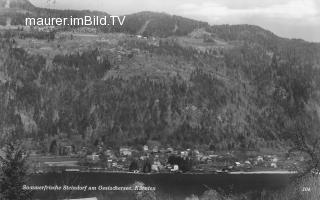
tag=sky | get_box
[30,0,320,42]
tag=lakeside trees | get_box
[0,143,33,200]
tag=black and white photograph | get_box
[0,0,320,199]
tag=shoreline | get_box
[229,170,297,174]
[32,170,297,175]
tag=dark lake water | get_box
[28,172,294,200]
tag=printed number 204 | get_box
[302,187,311,192]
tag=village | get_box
[24,142,302,175]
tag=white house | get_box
[152,146,159,153]
[86,153,100,162]
[143,145,149,151]
[119,147,132,156]
[151,164,159,172]
[272,157,279,163]
[181,151,188,157]
[171,165,179,172]
[257,156,264,162]
[245,160,251,165]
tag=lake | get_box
[28,172,294,200]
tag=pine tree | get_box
[0,143,33,200]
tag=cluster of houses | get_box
[78,144,283,173]
[232,155,280,171]
[83,145,187,173]
[22,139,289,174]
[109,36,159,64]
[16,135,294,174]
[0,138,289,174]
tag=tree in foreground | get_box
[0,142,33,200]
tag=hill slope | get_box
[0,0,319,154]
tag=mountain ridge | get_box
[1,0,319,45]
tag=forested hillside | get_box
[0,0,320,155]
[1,29,319,154]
